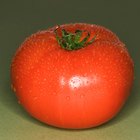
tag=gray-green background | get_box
[0,0,140,139]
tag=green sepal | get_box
[55,26,96,51]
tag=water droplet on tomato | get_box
[80,94,85,98]
[114,82,118,85]
[11,84,16,92]
[66,96,70,100]
[20,85,23,89]
[52,92,57,95]
[15,76,19,80]
[44,78,47,81]
[18,100,21,104]
[29,90,32,93]
[120,50,124,53]
[33,96,38,100]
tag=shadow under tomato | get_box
[1,77,139,131]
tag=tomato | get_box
[11,23,134,129]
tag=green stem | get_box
[55,26,96,51]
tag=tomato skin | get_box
[11,23,134,129]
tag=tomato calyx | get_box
[55,25,97,51]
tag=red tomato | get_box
[11,23,134,129]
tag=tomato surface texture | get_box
[11,23,134,129]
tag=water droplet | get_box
[18,100,21,104]
[11,84,16,92]
[44,78,47,81]
[11,84,13,89]
[19,85,23,89]
[33,96,38,100]
[66,96,70,100]
[114,82,118,86]
[80,94,85,98]
[15,76,19,79]
[29,90,32,93]
[52,92,57,95]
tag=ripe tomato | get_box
[11,23,134,129]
